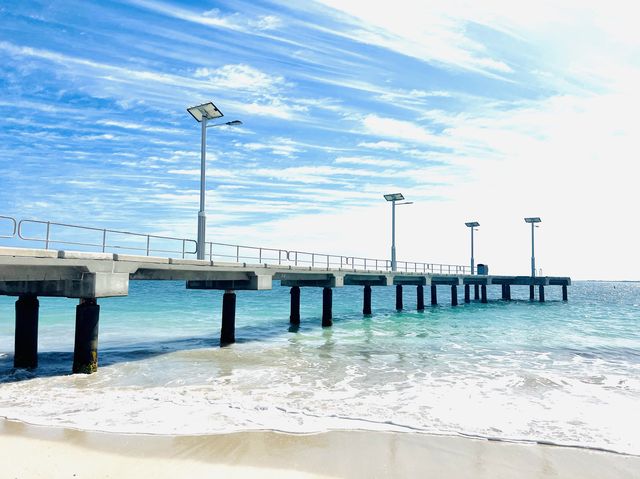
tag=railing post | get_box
[340,256,343,268]
[352,257,355,270]
[259,248,262,263]
[236,246,240,263]
[209,242,213,261]
[364,258,367,270]
[102,229,107,253]
[279,250,282,265]
[295,251,298,266]
[45,221,51,250]
[182,240,186,259]
[312,253,315,267]
[326,255,330,269]
[146,235,150,256]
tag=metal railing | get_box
[203,241,471,274]
[15,219,197,258]
[0,215,470,274]
[0,216,17,239]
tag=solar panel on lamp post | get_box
[186,101,242,260]
[524,217,542,277]
[464,221,480,274]
[384,193,412,271]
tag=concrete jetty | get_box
[0,246,571,374]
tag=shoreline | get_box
[2,418,639,478]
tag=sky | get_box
[0,0,638,280]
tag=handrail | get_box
[1,215,471,274]
[0,215,17,239]
[17,219,197,257]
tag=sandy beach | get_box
[1,418,638,479]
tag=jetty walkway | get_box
[0,216,570,374]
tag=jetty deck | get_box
[0,246,570,374]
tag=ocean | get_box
[0,280,638,455]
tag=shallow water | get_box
[0,281,639,454]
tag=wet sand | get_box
[1,418,639,478]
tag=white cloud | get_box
[194,64,287,93]
[358,141,404,150]
[334,156,410,168]
[361,114,436,144]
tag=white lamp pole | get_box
[187,102,242,259]
[524,217,542,277]
[465,222,480,274]
[384,193,412,271]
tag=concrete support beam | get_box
[481,285,488,304]
[14,294,39,369]
[417,285,424,311]
[539,285,545,303]
[464,284,470,304]
[221,290,236,345]
[73,299,100,374]
[562,285,568,301]
[430,285,437,306]
[474,284,480,301]
[395,285,403,311]
[363,285,372,315]
[530,285,535,301]
[290,286,301,325]
[322,287,332,327]
[451,285,458,306]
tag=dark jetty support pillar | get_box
[451,285,458,306]
[363,285,372,315]
[430,285,437,306]
[395,285,403,311]
[562,285,568,302]
[322,287,333,327]
[417,285,425,311]
[474,284,480,301]
[464,284,470,304]
[501,284,507,300]
[505,284,511,301]
[529,285,535,301]
[221,290,236,345]
[290,286,301,325]
[481,285,488,304]
[14,294,39,369]
[539,285,545,303]
[73,298,100,374]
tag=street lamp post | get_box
[384,193,413,271]
[465,221,480,274]
[524,217,542,277]
[187,101,242,259]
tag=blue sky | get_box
[1,1,638,279]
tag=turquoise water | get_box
[0,281,639,454]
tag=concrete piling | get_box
[73,298,100,374]
[322,287,333,327]
[481,285,488,304]
[221,290,236,345]
[562,284,568,301]
[464,284,470,303]
[14,294,39,369]
[529,284,535,301]
[290,286,301,325]
[363,285,372,315]
[451,285,458,306]
[417,285,424,311]
[430,285,437,306]
[395,285,403,311]
[539,285,545,303]
[474,284,480,301]
[501,284,507,300]
[505,285,511,301]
